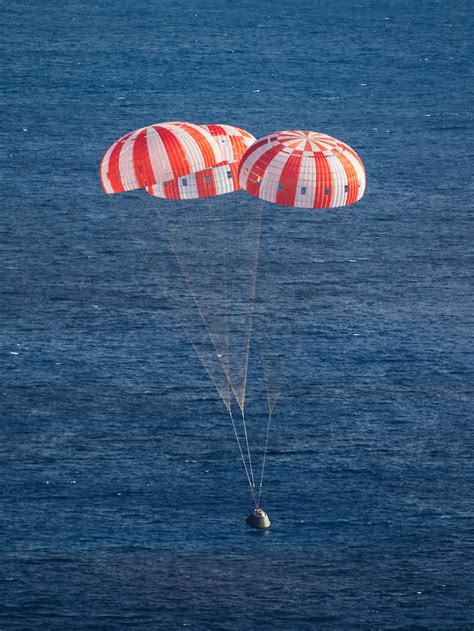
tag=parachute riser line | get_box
[240,407,256,491]
[238,205,263,410]
[118,200,231,409]
[228,408,258,509]
[159,199,259,414]
[161,213,234,393]
[257,410,273,508]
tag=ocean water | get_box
[1,0,473,629]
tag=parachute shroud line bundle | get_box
[100,122,366,527]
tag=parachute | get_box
[238,130,366,209]
[146,124,256,200]
[100,123,366,526]
[100,121,255,198]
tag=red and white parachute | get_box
[238,130,366,209]
[100,121,256,200]
[148,123,256,200]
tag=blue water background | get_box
[1,0,473,628]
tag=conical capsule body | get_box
[245,508,271,529]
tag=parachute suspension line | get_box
[221,198,262,504]
[240,407,256,491]
[211,201,232,397]
[257,410,273,508]
[238,204,263,411]
[234,203,263,503]
[159,201,241,406]
[160,207,237,402]
[220,197,240,406]
[228,407,258,508]
[221,208,231,392]
[117,198,231,409]
[261,333,283,418]
[257,331,282,506]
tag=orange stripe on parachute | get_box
[337,152,358,205]
[313,154,331,208]
[106,132,133,193]
[196,167,217,198]
[132,129,156,189]
[275,151,303,207]
[179,123,218,170]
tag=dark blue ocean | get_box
[2,1,473,628]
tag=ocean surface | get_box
[1,0,473,629]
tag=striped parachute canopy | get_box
[147,124,256,200]
[100,121,224,194]
[238,130,366,209]
[100,121,256,200]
